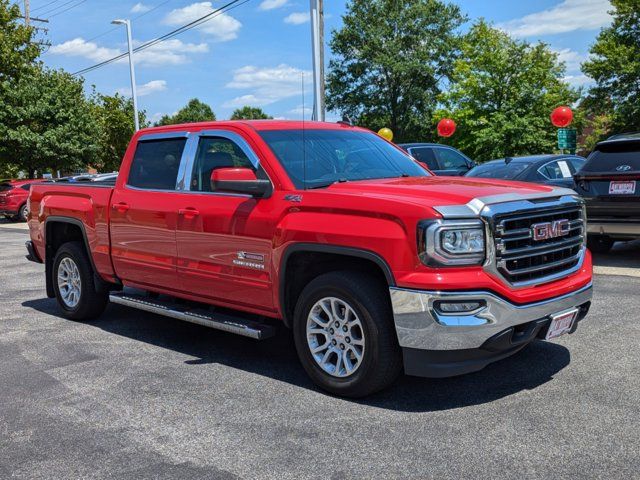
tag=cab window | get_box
[127,138,187,190]
[190,137,255,192]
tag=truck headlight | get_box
[418,220,486,266]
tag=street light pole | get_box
[112,19,139,132]
[309,0,325,122]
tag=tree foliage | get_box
[90,93,148,172]
[0,68,99,178]
[437,21,578,161]
[582,0,640,133]
[326,0,466,142]
[156,98,216,126]
[0,0,40,82]
[230,105,272,120]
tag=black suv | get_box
[398,143,475,176]
[574,133,640,253]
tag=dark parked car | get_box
[398,143,475,175]
[574,133,640,253]
[466,155,586,189]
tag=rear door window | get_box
[127,138,187,190]
[409,147,438,170]
[538,160,574,180]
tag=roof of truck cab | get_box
[136,120,364,135]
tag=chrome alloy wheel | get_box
[306,297,365,378]
[57,257,81,308]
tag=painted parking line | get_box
[594,265,640,278]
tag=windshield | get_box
[258,129,430,189]
[466,162,530,180]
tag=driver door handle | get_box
[112,202,130,213]
[178,208,200,218]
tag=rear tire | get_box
[292,271,402,398]
[587,235,614,254]
[52,241,108,320]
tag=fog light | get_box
[435,301,484,314]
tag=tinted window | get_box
[538,160,573,180]
[259,129,429,189]
[409,147,438,170]
[466,162,531,180]
[20,184,32,191]
[568,157,585,173]
[583,142,640,173]
[127,138,187,190]
[434,148,469,169]
[0,183,12,192]
[191,137,255,192]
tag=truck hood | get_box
[322,176,566,207]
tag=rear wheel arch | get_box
[279,243,396,328]
[44,217,105,298]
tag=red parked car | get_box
[0,179,46,222]
[26,121,593,397]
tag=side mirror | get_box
[210,168,272,198]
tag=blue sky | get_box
[35,0,612,124]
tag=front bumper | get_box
[587,220,640,239]
[390,283,592,377]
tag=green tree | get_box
[90,92,148,172]
[156,98,216,126]
[326,0,466,142]
[0,67,99,178]
[230,105,272,120]
[582,0,640,133]
[437,21,578,161]
[0,0,40,82]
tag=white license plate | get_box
[609,180,636,194]
[546,309,579,340]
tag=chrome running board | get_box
[109,292,275,340]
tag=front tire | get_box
[17,203,28,222]
[293,271,402,398]
[52,241,108,320]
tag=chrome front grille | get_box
[492,203,585,285]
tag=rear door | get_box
[174,130,277,311]
[109,133,189,291]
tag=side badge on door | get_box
[233,251,266,270]
[284,194,303,203]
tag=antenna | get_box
[302,72,307,190]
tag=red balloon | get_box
[550,106,573,128]
[437,118,456,137]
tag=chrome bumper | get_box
[389,283,593,350]
[587,222,640,237]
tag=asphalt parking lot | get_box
[1,220,639,479]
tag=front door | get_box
[175,131,276,312]
[110,134,188,291]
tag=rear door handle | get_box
[112,202,129,213]
[178,208,200,218]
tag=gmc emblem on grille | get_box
[531,219,570,241]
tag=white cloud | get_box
[224,64,311,107]
[498,0,612,38]
[131,2,150,13]
[259,0,288,10]
[554,48,587,72]
[284,12,309,25]
[49,38,120,62]
[134,38,209,67]
[563,74,593,87]
[117,79,167,97]
[163,2,241,42]
[287,105,312,115]
[49,37,208,67]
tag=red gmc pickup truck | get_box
[26,120,593,397]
